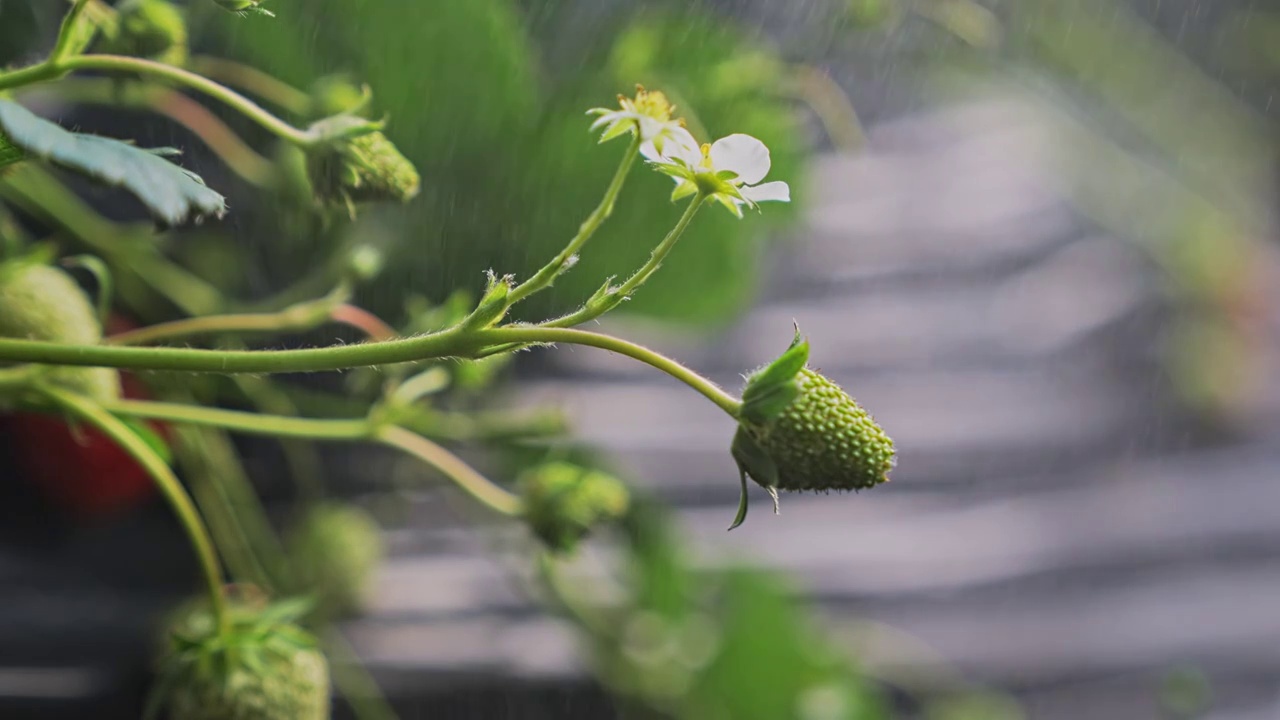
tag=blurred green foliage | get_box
[199,0,804,326]
[551,499,890,720]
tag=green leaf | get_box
[0,100,226,225]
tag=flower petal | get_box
[709,133,770,185]
[739,180,790,204]
[643,126,700,164]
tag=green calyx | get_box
[0,260,119,401]
[286,503,384,620]
[150,596,329,720]
[304,118,420,211]
[99,0,189,66]
[728,327,895,530]
[520,461,631,554]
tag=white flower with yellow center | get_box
[642,127,790,217]
[587,86,691,155]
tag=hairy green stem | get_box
[0,54,314,147]
[545,195,705,328]
[477,325,741,418]
[508,136,642,305]
[0,326,472,373]
[39,386,229,636]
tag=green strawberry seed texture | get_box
[0,263,120,401]
[748,368,895,492]
[166,643,329,720]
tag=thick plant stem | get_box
[0,326,472,373]
[0,54,314,147]
[39,386,229,637]
[476,325,742,418]
[508,136,643,305]
[545,195,705,328]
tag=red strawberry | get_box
[2,313,166,520]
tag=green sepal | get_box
[728,426,779,530]
[741,327,810,424]
[586,277,615,305]
[256,596,317,626]
[461,272,512,330]
[670,180,698,203]
[305,114,383,144]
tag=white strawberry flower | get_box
[642,127,790,217]
[587,86,689,155]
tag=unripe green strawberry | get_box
[99,0,188,66]
[152,596,329,720]
[520,462,630,554]
[728,328,894,529]
[746,367,895,492]
[286,503,384,619]
[0,262,119,401]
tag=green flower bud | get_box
[305,122,420,210]
[153,597,328,720]
[0,261,119,401]
[210,0,275,17]
[520,462,631,554]
[286,503,384,619]
[99,0,188,66]
[728,329,894,529]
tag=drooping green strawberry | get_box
[729,327,895,529]
[520,461,630,554]
[151,596,330,720]
[286,503,384,619]
[0,260,119,401]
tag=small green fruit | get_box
[99,0,188,66]
[728,329,894,529]
[520,462,630,554]
[0,262,119,401]
[153,597,329,720]
[747,368,895,493]
[287,503,384,619]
